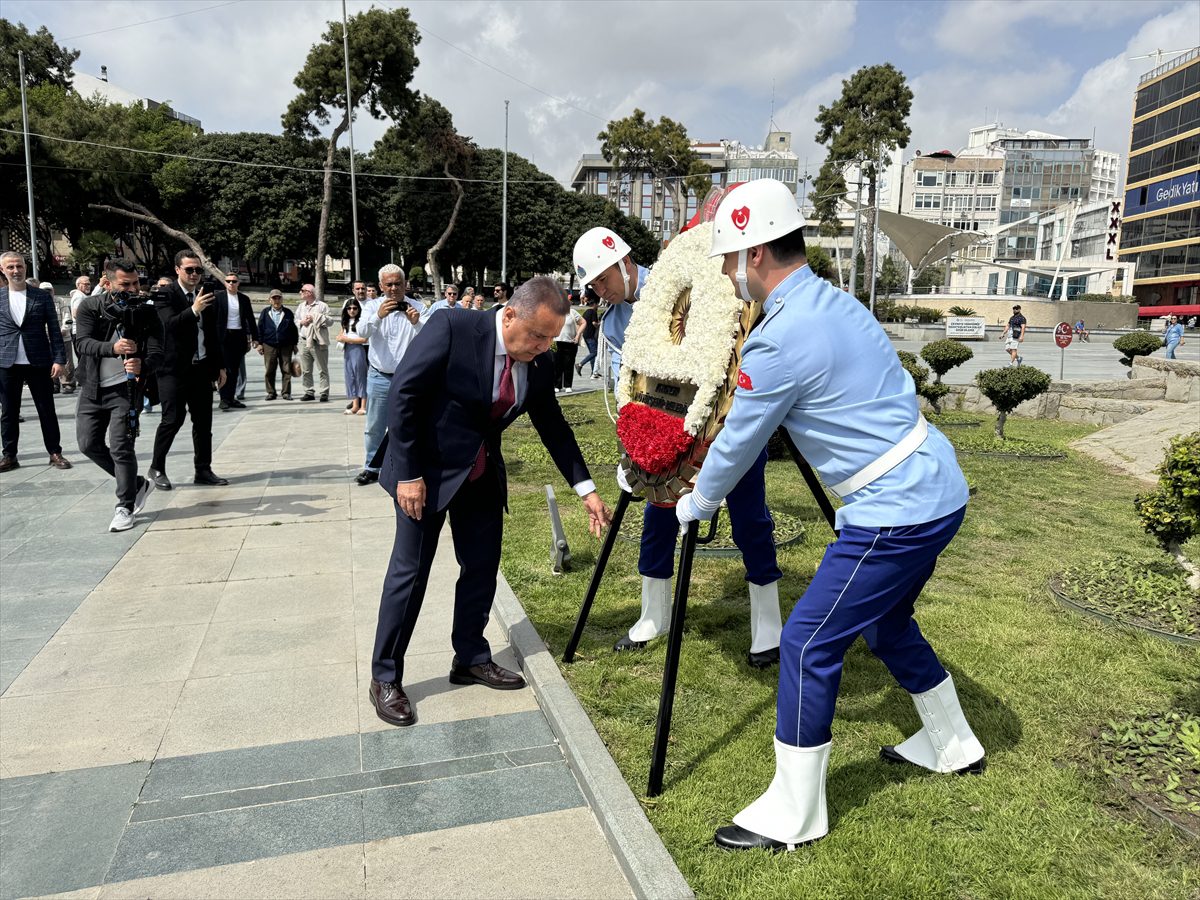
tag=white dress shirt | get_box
[225,293,242,330]
[7,288,29,364]
[358,298,422,374]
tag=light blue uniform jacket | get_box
[600,265,648,387]
[691,265,969,530]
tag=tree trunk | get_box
[89,189,221,279]
[425,162,465,298]
[668,182,686,237]
[1168,541,1200,592]
[995,410,1007,440]
[315,113,350,303]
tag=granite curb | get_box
[491,574,694,900]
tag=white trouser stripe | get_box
[794,532,881,745]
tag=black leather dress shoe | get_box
[148,468,172,490]
[355,470,379,486]
[229,399,247,409]
[194,469,229,486]
[370,679,416,727]
[448,658,526,690]
[219,400,230,411]
[879,745,986,775]
[0,455,19,473]
[714,824,791,852]
[613,634,648,652]
[747,647,780,669]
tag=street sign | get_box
[1055,322,1073,348]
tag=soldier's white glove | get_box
[676,488,719,525]
[616,463,632,494]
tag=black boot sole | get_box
[714,824,814,852]
[880,745,986,775]
[613,635,649,652]
[747,647,780,669]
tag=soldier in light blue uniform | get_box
[676,179,985,852]
[572,227,784,666]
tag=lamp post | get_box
[501,100,509,286]
[19,52,38,280]
[341,0,361,281]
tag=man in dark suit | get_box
[148,251,228,489]
[370,276,612,727]
[216,272,260,410]
[0,251,72,472]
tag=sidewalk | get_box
[0,359,668,899]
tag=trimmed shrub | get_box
[921,339,974,383]
[1074,293,1136,303]
[1135,433,1200,590]
[1113,331,1162,369]
[898,350,950,412]
[975,366,1051,439]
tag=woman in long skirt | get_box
[338,300,368,414]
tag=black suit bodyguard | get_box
[148,251,228,488]
[370,277,612,727]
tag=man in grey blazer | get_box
[0,251,72,472]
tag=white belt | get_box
[829,417,929,499]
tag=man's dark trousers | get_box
[0,363,62,458]
[219,331,248,404]
[151,365,214,473]
[371,470,503,684]
[77,383,138,508]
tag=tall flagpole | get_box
[19,52,39,280]
[501,100,509,285]
[342,0,361,281]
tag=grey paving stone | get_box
[361,760,583,841]
[360,709,555,772]
[0,591,87,641]
[503,744,566,767]
[0,762,149,900]
[106,792,364,883]
[140,733,360,802]
[0,636,46,695]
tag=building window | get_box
[917,171,942,187]
[914,193,941,209]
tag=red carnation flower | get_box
[617,404,695,475]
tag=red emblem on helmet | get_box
[737,369,753,391]
[731,206,750,230]
[602,235,616,250]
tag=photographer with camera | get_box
[73,259,164,532]
[353,264,421,486]
[148,252,228,489]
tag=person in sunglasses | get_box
[147,251,229,488]
[216,273,259,410]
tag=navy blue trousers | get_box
[371,472,502,684]
[639,448,781,585]
[777,506,966,747]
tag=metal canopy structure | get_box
[845,201,991,274]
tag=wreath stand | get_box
[562,429,837,797]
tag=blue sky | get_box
[7,0,1198,186]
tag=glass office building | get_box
[1118,48,1200,306]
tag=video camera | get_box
[101,290,155,440]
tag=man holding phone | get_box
[354,263,422,486]
[148,251,228,489]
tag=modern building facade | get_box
[570,131,799,242]
[1117,47,1200,307]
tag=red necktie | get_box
[469,354,515,481]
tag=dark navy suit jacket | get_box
[0,284,66,368]
[153,282,223,381]
[380,308,590,512]
[216,291,260,344]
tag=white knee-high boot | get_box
[888,673,985,773]
[730,739,830,849]
[748,581,783,654]
[626,576,672,642]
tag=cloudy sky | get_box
[7,0,1198,188]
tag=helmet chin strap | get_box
[734,248,753,302]
[619,258,633,301]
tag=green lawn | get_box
[499,393,1199,899]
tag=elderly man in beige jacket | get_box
[295,283,332,401]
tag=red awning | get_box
[1138,304,1200,317]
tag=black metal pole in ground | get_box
[562,488,632,664]
[779,429,838,532]
[647,519,700,797]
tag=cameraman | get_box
[353,264,421,486]
[74,259,164,532]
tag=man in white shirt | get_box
[354,264,422,486]
[295,284,331,401]
[0,251,72,471]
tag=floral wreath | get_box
[615,222,761,505]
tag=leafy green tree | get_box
[598,109,699,236]
[811,159,847,288]
[1135,432,1200,591]
[68,230,113,274]
[920,339,973,383]
[284,6,420,299]
[975,366,1050,439]
[913,264,947,292]
[805,244,834,281]
[815,64,913,285]
[878,254,905,296]
[0,20,79,88]
[898,350,949,412]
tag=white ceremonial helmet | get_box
[709,179,806,302]
[573,226,633,297]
